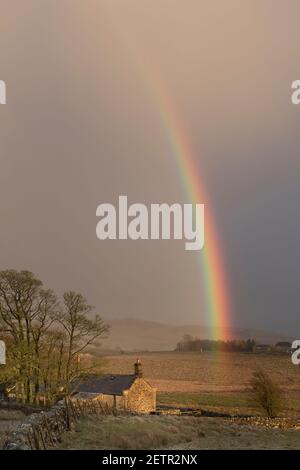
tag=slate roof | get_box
[73,374,136,396]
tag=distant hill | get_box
[99,318,293,352]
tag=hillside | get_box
[98,318,293,352]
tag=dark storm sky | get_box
[0,0,299,334]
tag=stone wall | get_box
[4,399,115,450]
[3,384,156,450]
[0,400,45,415]
[124,378,156,413]
[4,404,68,450]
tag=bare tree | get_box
[56,291,109,426]
[38,329,67,405]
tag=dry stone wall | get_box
[4,404,68,450]
[125,378,156,413]
[4,399,115,450]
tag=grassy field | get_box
[57,414,300,450]
[102,351,300,415]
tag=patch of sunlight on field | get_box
[102,352,300,391]
[101,351,300,416]
[157,392,300,416]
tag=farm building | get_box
[254,344,271,353]
[275,342,292,354]
[72,360,156,414]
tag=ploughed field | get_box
[101,351,300,415]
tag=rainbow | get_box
[152,80,232,340]
[100,7,232,339]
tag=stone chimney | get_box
[134,358,142,378]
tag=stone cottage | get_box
[72,360,156,413]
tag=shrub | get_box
[250,369,282,418]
